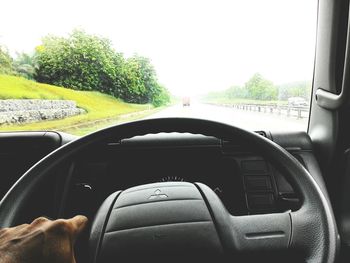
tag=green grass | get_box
[202,97,288,106]
[59,107,164,136]
[0,75,151,134]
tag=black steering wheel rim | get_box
[0,118,339,262]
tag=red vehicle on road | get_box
[182,97,191,106]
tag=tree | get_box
[244,73,277,100]
[151,83,171,107]
[13,52,36,79]
[278,81,312,100]
[118,56,147,103]
[0,46,14,75]
[119,55,170,105]
[34,30,124,94]
[34,29,170,107]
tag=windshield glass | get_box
[0,0,317,135]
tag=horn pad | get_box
[90,182,223,262]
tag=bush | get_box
[151,84,171,107]
[34,30,170,107]
[35,30,122,94]
[119,55,170,105]
[244,73,278,100]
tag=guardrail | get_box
[207,103,310,119]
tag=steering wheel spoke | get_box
[231,212,291,253]
[196,182,291,256]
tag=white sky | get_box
[0,0,317,96]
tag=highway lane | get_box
[146,102,308,131]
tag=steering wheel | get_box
[0,118,339,262]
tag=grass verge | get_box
[57,107,165,136]
[0,75,153,134]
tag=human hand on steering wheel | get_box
[0,215,88,263]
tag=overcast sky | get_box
[0,0,317,96]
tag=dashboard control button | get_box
[244,175,272,191]
[247,193,275,210]
[241,160,268,173]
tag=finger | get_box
[0,227,10,238]
[31,216,51,226]
[0,223,31,238]
[25,217,51,234]
[9,223,30,235]
[67,215,88,240]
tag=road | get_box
[146,103,308,131]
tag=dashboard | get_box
[60,131,323,220]
[0,130,327,222]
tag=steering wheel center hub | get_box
[90,182,223,262]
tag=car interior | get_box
[2,0,350,262]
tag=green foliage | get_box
[0,74,150,133]
[244,73,278,100]
[277,81,312,100]
[13,52,36,79]
[119,55,170,106]
[34,30,170,107]
[204,73,277,101]
[203,73,311,103]
[151,84,171,107]
[118,56,149,103]
[0,46,14,75]
[1,30,170,107]
[226,85,248,99]
[202,96,286,106]
[0,47,36,79]
[35,30,122,93]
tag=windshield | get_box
[0,0,317,135]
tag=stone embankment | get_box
[0,99,85,125]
